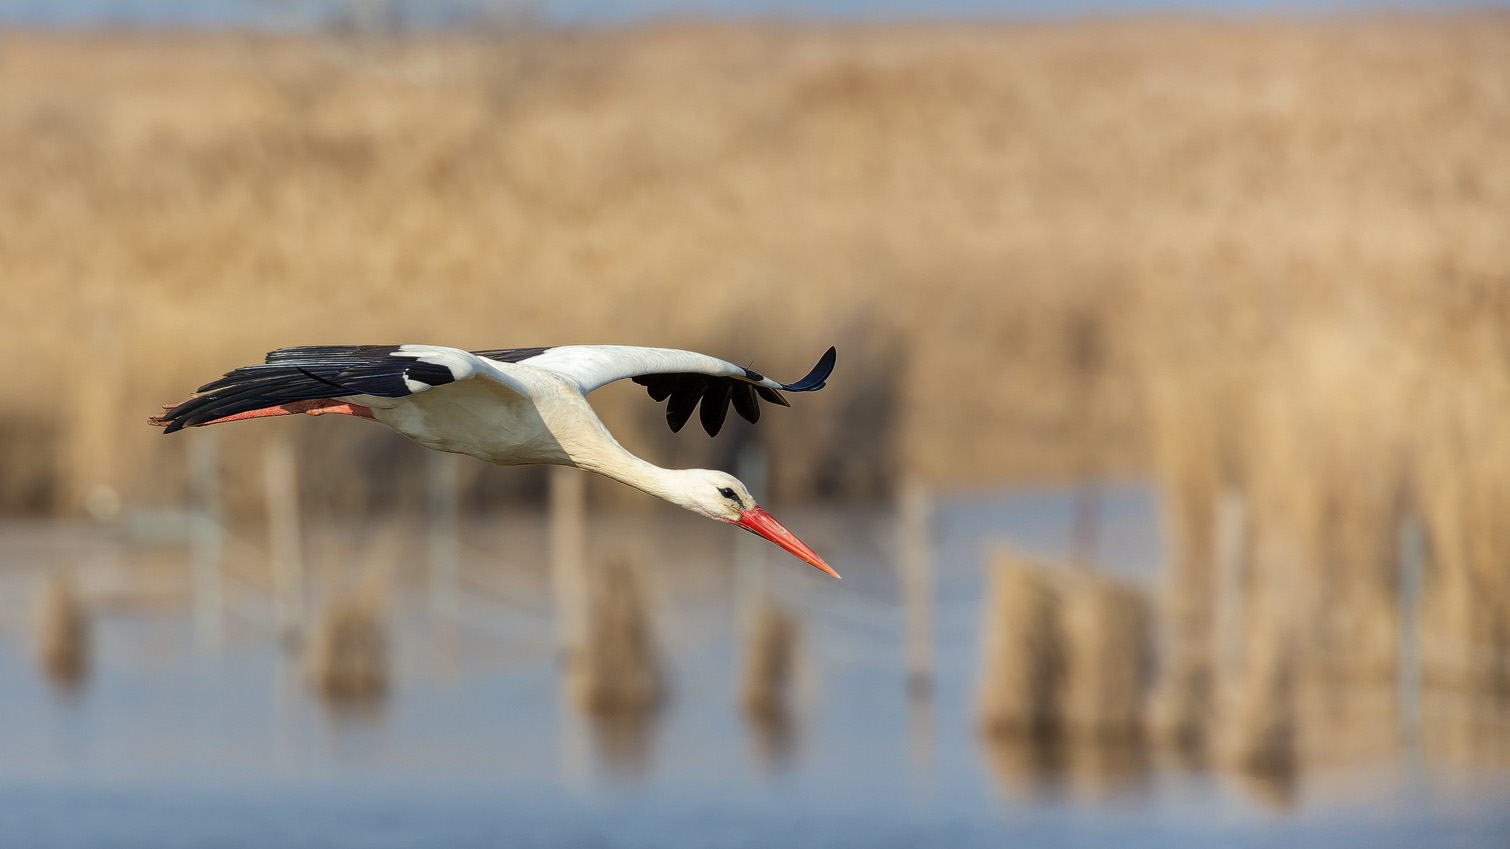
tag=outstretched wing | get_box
[518,345,836,437]
[154,344,527,433]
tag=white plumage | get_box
[153,343,839,577]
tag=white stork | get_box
[151,344,839,577]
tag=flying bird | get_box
[151,344,839,577]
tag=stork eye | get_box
[718,487,737,500]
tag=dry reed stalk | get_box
[740,601,801,723]
[1415,359,1510,696]
[568,557,663,715]
[1216,519,1300,780]
[1059,573,1153,741]
[1214,634,1298,779]
[1217,621,1296,780]
[1269,321,1412,683]
[308,587,388,702]
[1144,366,1226,749]
[35,571,89,688]
[977,551,1064,738]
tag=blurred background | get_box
[2,0,1510,846]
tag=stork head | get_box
[676,470,840,579]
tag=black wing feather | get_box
[632,347,835,437]
[157,345,466,434]
[665,377,703,434]
[699,381,734,437]
[636,374,677,403]
[731,383,760,424]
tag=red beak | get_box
[733,506,841,578]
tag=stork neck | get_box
[567,431,691,509]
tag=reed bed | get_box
[3,15,1509,760]
[5,15,1505,518]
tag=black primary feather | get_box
[731,383,760,424]
[158,345,479,434]
[699,381,734,437]
[664,377,703,433]
[632,347,835,437]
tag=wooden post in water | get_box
[36,571,90,690]
[264,437,305,644]
[1214,489,1247,674]
[1398,515,1425,747]
[427,451,462,623]
[550,465,588,659]
[899,478,934,697]
[191,431,223,651]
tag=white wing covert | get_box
[520,345,837,437]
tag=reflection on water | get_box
[984,735,1155,805]
[588,709,660,778]
[0,486,1508,847]
[747,702,801,773]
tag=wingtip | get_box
[781,345,837,393]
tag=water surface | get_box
[1,485,1506,847]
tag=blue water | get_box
[1,488,1508,847]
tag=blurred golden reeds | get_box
[3,15,1501,519]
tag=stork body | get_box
[152,344,839,576]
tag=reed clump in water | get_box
[308,588,388,703]
[979,552,1153,741]
[978,553,1064,738]
[1217,615,1297,780]
[741,601,802,724]
[35,571,89,689]
[569,557,664,715]
[1060,573,1153,741]
[1414,347,1510,697]
[1140,298,1510,756]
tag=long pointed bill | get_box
[734,506,841,579]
